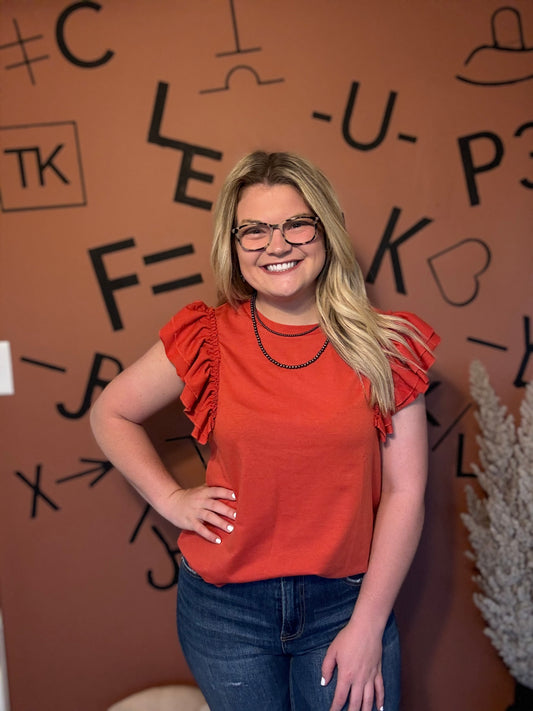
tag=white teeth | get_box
[265,261,297,272]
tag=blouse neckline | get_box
[243,299,321,337]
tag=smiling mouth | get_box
[264,261,299,272]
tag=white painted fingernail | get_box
[379,706,384,711]
[320,676,326,686]
[215,538,221,544]
[233,511,237,519]
[227,524,234,532]
[231,492,236,500]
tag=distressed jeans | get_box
[177,557,400,711]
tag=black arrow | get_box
[56,458,114,487]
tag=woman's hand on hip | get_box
[321,621,384,711]
[169,485,236,544]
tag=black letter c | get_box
[56,1,114,68]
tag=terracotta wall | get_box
[0,1,531,709]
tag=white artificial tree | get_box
[462,360,533,689]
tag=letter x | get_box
[15,465,60,518]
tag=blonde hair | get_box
[211,151,427,414]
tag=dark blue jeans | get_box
[177,557,400,711]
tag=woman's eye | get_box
[287,218,312,230]
[241,224,268,237]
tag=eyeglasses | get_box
[232,215,320,252]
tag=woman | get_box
[90,151,439,711]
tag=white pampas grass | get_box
[462,360,533,689]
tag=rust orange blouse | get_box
[160,300,439,585]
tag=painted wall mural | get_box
[0,1,531,710]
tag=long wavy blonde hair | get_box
[211,151,427,414]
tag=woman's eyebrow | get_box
[237,213,314,225]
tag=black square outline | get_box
[0,120,87,212]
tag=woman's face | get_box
[234,183,326,318]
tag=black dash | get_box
[312,112,332,122]
[143,245,194,265]
[467,337,508,351]
[397,133,417,143]
[20,357,66,372]
[431,403,472,452]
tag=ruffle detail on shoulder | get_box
[374,311,440,441]
[159,301,219,444]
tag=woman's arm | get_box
[89,340,236,543]
[322,394,429,711]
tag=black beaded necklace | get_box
[250,294,329,370]
[254,307,320,337]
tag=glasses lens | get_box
[235,217,317,250]
[237,223,271,250]
[283,217,316,244]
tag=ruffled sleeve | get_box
[374,311,440,441]
[159,301,219,444]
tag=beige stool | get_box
[107,684,210,711]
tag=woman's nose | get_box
[265,226,290,254]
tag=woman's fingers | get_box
[174,485,237,543]
[373,668,384,711]
[208,486,236,502]
[200,508,235,533]
[194,521,224,545]
[359,680,376,711]
[206,487,237,521]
